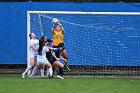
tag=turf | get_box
[0,75,140,93]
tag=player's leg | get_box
[44,52,52,75]
[30,57,37,77]
[44,65,48,76]
[52,61,64,79]
[22,57,35,78]
[40,65,45,78]
[62,49,70,71]
[30,66,37,78]
[45,62,53,79]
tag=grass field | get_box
[0,74,140,93]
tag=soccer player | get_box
[22,32,39,78]
[50,43,66,79]
[44,38,53,76]
[52,18,70,71]
[45,38,53,61]
[32,36,53,78]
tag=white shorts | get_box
[37,55,49,65]
[30,52,37,58]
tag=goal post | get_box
[27,12,30,76]
[27,11,140,77]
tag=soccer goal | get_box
[27,11,140,77]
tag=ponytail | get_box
[38,36,46,54]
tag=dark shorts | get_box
[50,60,55,65]
[46,51,52,61]
[53,46,59,48]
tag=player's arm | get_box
[52,28,55,46]
[61,28,64,38]
[52,28,55,36]
[52,49,60,61]
[30,41,38,51]
[60,56,67,62]
[52,19,58,30]
[46,46,56,50]
[44,46,49,53]
[31,45,37,51]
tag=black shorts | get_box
[50,61,54,65]
[53,46,59,48]
[46,52,52,61]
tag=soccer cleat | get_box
[29,75,34,78]
[49,76,53,79]
[41,76,45,78]
[22,73,25,79]
[57,75,64,79]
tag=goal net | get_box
[27,11,140,77]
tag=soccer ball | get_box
[52,18,59,23]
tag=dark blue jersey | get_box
[50,47,64,63]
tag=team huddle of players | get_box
[22,18,70,79]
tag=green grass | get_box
[0,74,140,93]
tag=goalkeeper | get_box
[52,18,70,71]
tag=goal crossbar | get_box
[27,11,140,15]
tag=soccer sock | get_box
[30,66,37,77]
[64,58,68,66]
[46,67,50,77]
[64,59,70,71]
[52,67,55,76]
[55,67,59,75]
[59,67,64,77]
[64,64,70,71]
[23,65,32,75]
[49,67,53,76]
[40,69,44,78]
[44,66,47,75]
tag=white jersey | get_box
[37,46,49,65]
[29,39,39,57]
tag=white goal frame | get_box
[27,11,140,76]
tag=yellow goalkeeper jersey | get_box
[52,27,64,46]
